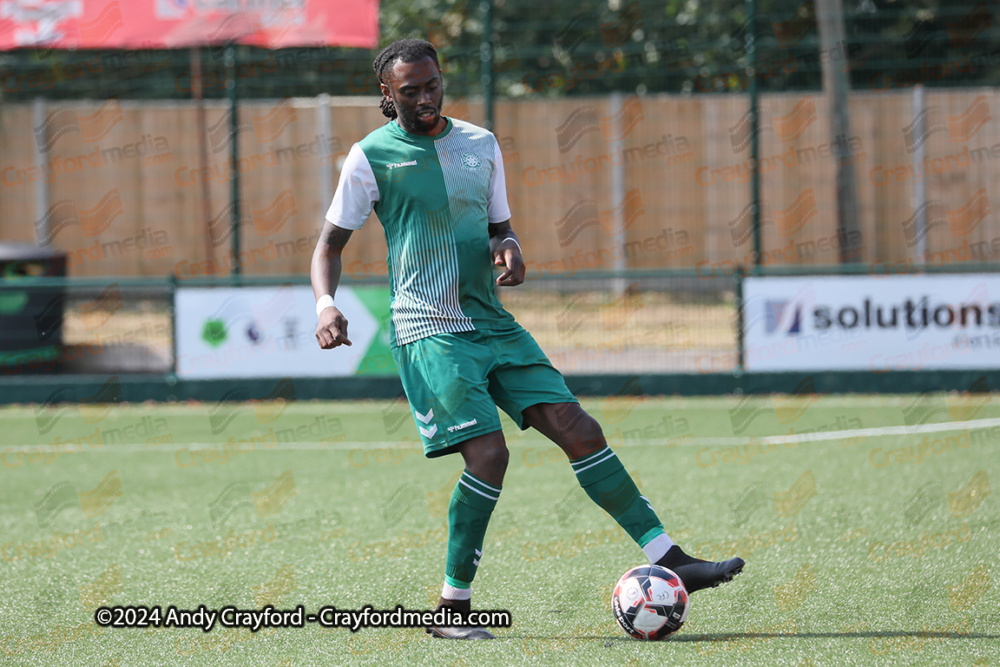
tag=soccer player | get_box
[312,38,744,640]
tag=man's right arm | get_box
[312,222,354,349]
[313,142,378,349]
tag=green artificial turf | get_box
[0,395,997,665]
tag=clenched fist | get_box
[315,306,352,349]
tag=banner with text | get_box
[0,0,378,50]
[743,274,1000,372]
[176,285,394,379]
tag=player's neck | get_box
[395,116,448,137]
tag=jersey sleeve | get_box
[325,143,379,230]
[487,137,512,223]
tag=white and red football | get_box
[611,564,689,640]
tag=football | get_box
[611,565,689,640]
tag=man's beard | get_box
[397,92,444,133]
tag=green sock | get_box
[570,447,664,547]
[444,471,501,589]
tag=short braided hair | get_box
[373,39,440,120]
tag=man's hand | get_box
[315,306,352,349]
[492,238,525,286]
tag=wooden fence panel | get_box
[1,91,996,277]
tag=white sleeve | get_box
[325,143,379,230]
[487,138,512,223]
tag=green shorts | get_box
[391,325,578,457]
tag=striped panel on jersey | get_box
[434,120,495,232]
[433,121,501,320]
[356,121,476,347]
[387,199,472,346]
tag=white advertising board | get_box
[176,285,388,379]
[743,274,1000,371]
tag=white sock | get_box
[642,533,675,564]
[441,582,472,601]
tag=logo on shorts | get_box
[460,152,482,170]
[448,418,478,433]
[415,409,438,438]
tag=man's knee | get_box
[478,440,510,471]
[460,433,509,480]
[560,411,605,458]
[578,414,606,452]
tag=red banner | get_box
[0,0,379,50]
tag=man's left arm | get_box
[486,136,524,286]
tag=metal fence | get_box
[0,278,174,375]
[1,1,997,100]
[1,89,998,279]
[0,271,743,376]
[501,272,737,374]
[1,2,998,281]
[1,0,999,381]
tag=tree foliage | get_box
[0,0,995,101]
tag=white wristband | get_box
[316,294,334,317]
[500,237,521,253]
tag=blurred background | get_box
[0,0,997,391]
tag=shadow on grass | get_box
[505,631,1000,643]
[674,631,1000,642]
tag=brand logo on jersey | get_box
[460,152,482,170]
[386,160,418,169]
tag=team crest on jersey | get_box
[460,152,482,170]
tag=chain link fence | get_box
[1,1,997,100]
[1,1,998,377]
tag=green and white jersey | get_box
[326,117,516,347]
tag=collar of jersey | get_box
[389,117,453,142]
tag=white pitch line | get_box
[14,393,976,416]
[5,417,999,453]
[680,416,1000,446]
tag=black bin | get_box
[0,243,68,373]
